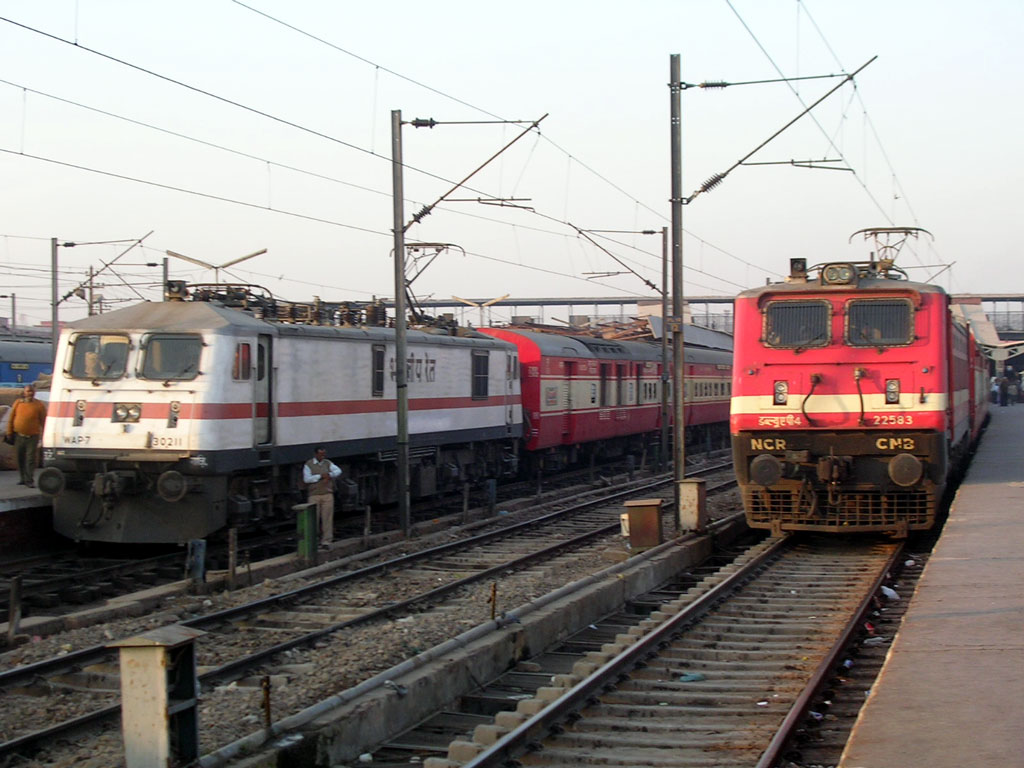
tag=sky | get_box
[0,1,1021,328]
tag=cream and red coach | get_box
[480,327,732,470]
[731,254,988,535]
[40,302,522,543]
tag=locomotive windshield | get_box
[140,334,202,380]
[763,300,830,349]
[846,299,913,347]
[67,333,130,379]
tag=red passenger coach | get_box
[480,327,732,470]
[731,233,988,536]
[480,329,660,462]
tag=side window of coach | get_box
[471,351,489,399]
[372,345,385,397]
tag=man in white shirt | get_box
[303,446,342,548]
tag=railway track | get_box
[448,536,903,768]
[0,468,737,763]
[0,453,720,628]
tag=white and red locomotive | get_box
[39,290,732,544]
[731,237,988,535]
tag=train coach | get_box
[730,234,988,536]
[480,327,731,471]
[0,335,52,387]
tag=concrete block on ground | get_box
[447,740,484,762]
[572,660,600,677]
[495,710,529,729]
[424,759,463,768]
[516,698,548,715]
[473,723,509,745]
[535,685,568,702]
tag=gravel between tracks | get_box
[1,489,739,767]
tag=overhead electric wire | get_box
[0,146,389,237]
[0,76,391,199]
[0,15,508,200]
[1,8,764,298]
[724,0,902,233]
[586,231,751,291]
[230,0,504,122]
[796,1,923,227]
[0,78,575,244]
[227,1,763,281]
[793,0,940,279]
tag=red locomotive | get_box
[730,229,989,535]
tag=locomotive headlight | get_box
[74,399,87,427]
[822,263,856,285]
[112,402,142,423]
[773,380,788,405]
[885,379,900,404]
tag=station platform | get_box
[0,468,45,511]
[0,469,54,556]
[839,404,1024,767]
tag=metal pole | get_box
[7,576,21,646]
[670,54,686,525]
[9,294,14,330]
[391,109,411,537]
[50,237,58,357]
[660,226,669,473]
[87,266,94,316]
[227,527,237,591]
[162,256,169,300]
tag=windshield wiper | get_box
[794,331,827,354]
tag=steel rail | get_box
[0,473,680,690]
[461,535,793,767]
[754,542,904,768]
[0,470,733,761]
[0,550,185,609]
[201,478,731,686]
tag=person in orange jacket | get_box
[6,384,47,487]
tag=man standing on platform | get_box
[303,446,342,548]
[5,384,47,487]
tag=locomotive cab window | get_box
[763,300,831,349]
[68,333,130,379]
[140,334,202,380]
[846,299,913,347]
[233,343,251,381]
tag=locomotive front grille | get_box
[744,485,936,531]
